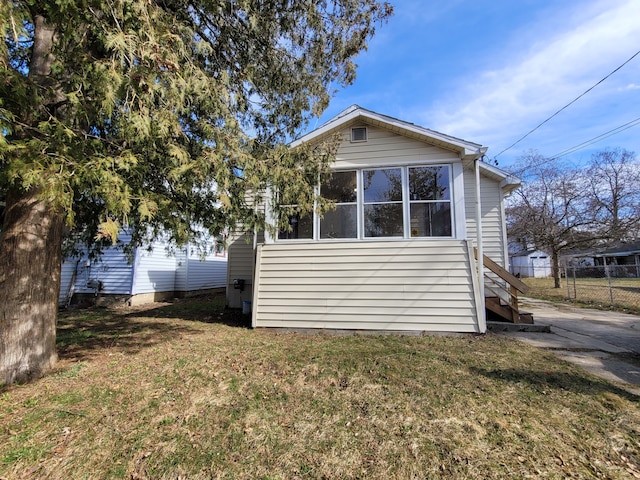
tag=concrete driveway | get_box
[494,298,640,395]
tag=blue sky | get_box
[312,0,640,169]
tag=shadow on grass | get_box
[471,367,639,402]
[124,301,250,329]
[57,296,250,362]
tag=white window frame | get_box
[273,163,461,242]
[361,166,405,239]
[350,126,368,142]
[406,165,454,238]
[319,170,358,240]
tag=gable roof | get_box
[509,248,549,257]
[292,105,520,193]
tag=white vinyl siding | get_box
[133,238,228,295]
[276,126,461,242]
[174,248,189,291]
[464,169,506,266]
[226,231,259,308]
[131,238,178,294]
[58,257,82,306]
[182,250,227,291]
[334,125,460,168]
[60,231,228,305]
[253,240,479,332]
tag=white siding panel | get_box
[226,232,257,308]
[131,239,177,294]
[253,240,479,332]
[257,319,479,333]
[185,254,227,291]
[334,125,459,168]
[174,248,189,291]
[73,241,134,295]
[464,167,506,266]
[59,257,81,306]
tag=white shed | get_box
[227,106,525,332]
[509,249,552,278]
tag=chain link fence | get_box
[562,264,640,311]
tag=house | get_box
[226,106,527,332]
[564,241,640,278]
[509,247,552,278]
[59,231,227,307]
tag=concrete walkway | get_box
[494,298,640,396]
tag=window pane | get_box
[410,203,452,237]
[322,171,357,202]
[364,204,403,237]
[320,205,357,239]
[363,168,402,202]
[409,166,450,201]
[278,212,313,239]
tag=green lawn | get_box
[1,296,639,479]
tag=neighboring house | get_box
[59,231,227,307]
[226,106,524,333]
[564,241,640,278]
[509,248,552,278]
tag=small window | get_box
[351,127,367,142]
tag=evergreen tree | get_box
[0,0,393,384]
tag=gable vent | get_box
[351,127,367,142]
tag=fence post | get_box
[604,257,614,306]
[572,266,577,300]
[565,265,571,299]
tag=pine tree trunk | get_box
[0,188,63,385]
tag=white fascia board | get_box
[477,162,521,193]
[289,107,362,148]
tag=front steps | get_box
[486,296,534,324]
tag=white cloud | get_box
[422,0,640,158]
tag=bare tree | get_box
[586,148,640,241]
[506,152,599,288]
[507,149,640,288]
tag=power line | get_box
[551,116,640,159]
[507,116,640,176]
[494,48,640,160]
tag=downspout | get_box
[475,157,486,332]
[251,189,266,329]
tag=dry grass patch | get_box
[1,296,639,479]
[524,277,640,315]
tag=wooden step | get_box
[485,297,534,324]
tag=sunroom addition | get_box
[277,164,457,241]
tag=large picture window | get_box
[276,164,454,241]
